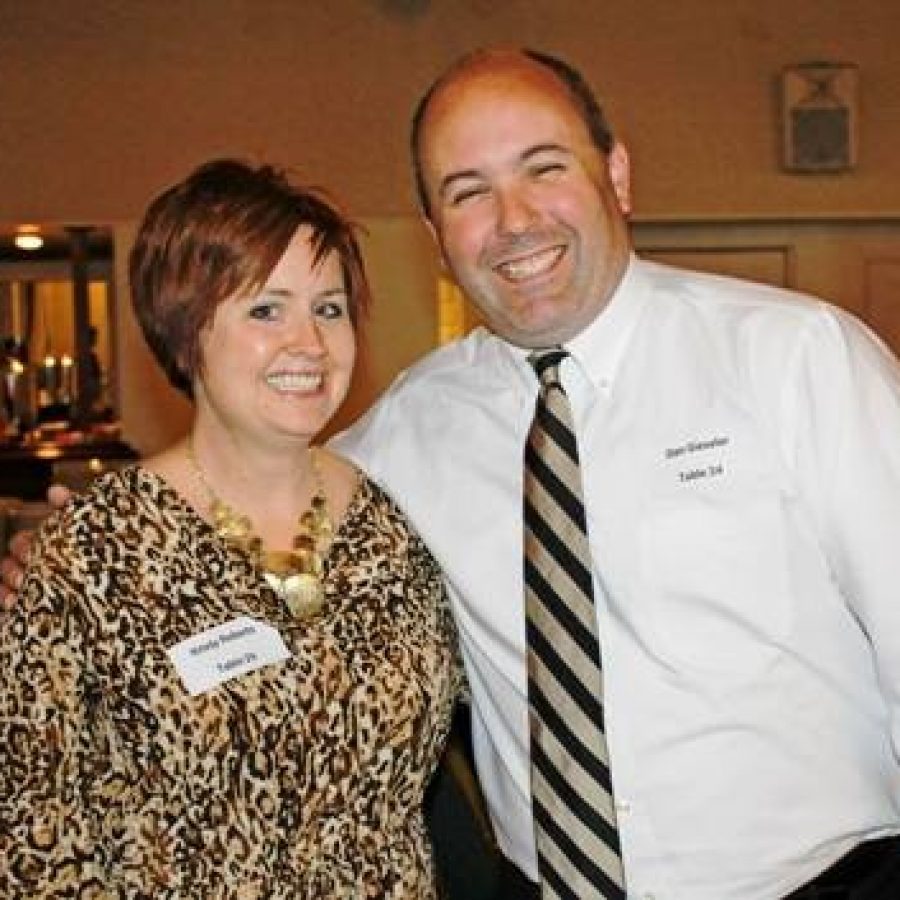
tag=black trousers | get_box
[783,836,900,900]
[496,836,900,900]
[496,858,539,900]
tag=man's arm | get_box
[0,484,72,609]
[785,307,900,756]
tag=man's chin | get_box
[492,318,581,350]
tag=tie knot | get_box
[528,348,568,387]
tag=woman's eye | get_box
[314,299,347,320]
[248,302,280,321]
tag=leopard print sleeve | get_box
[0,498,110,897]
[413,533,469,706]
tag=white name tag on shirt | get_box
[167,616,291,696]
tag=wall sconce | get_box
[781,62,859,173]
[14,225,44,251]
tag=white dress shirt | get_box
[332,256,900,899]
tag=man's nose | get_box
[495,186,537,235]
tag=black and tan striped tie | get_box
[524,348,626,900]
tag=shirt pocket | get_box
[638,489,793,682]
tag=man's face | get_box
[419,58,632,349]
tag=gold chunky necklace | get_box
[188,443,334,621]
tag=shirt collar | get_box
[498,253,651,395]
[565,253,649,394]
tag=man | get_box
[5,48,900,899]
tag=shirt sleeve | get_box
[329,374,407,489]
[0,507,107,895]
[784,305,900,759]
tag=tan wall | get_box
[632,218,900,354]
[3,0,899,453]
[2,0,898,221]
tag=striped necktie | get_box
[523,348,626,899]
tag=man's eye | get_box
[450,185,488,206]
[532,162,566,177]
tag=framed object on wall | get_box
[781,62,859,173]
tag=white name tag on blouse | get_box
[167,616,291,696]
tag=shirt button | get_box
[615,798,631,814]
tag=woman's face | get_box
[193,226,356,447]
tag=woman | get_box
[0,160,462,898]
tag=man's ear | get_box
[423,213,439,248]
[422,214,451,272]
[607,141,632,217]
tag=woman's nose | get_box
[285,314,325,355]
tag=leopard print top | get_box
[0,466,462,898]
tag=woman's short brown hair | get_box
[129,159,370,397]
